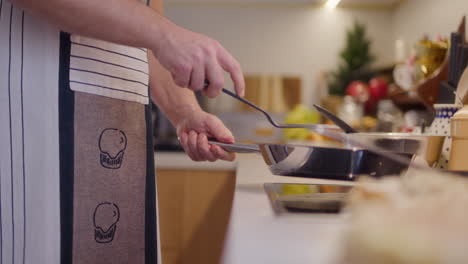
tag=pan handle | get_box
[208,140,260,153]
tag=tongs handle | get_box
[222,88,261,112]
[221,88,281,128]
[205,81,274,126]
[208,140,260,154]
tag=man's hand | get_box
[176,110,236,162]
[153,23,245,98]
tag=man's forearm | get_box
[145,0,203,126]
[11,0,170,51]
[148,51,202,126]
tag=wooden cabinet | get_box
[241,75,302,113]
[156,169,236,264]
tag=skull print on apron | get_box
[93,202,120,244]
[99,128,128,169]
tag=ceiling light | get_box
[325,0,341,9]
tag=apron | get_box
[0,1,160,263]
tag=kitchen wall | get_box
[165,4,395,110]
[393,0,468,57]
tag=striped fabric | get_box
[69,36,150,104]
[0,3,62,264]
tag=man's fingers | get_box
[179,132,196,161]
[204,60,224,98]
[198,134,217,162]
[207,116,234,143]
[217,48,245,97]
[189,64,205,92]
[211,145,236,162]
[171,60,193,88]
[188,130,203,161]
[182,131,236,162]
[172,69,190,88]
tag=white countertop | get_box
[222,154,353,264]
[154,152,354,264]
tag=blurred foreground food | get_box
[343,171,468,264]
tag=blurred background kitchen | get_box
[153,0,468,150]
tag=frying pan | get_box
[344,133,444,167]
[210,141,414,181]
[212,88,433,179]
[310,104,444,166]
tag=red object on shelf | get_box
[346,81,369,103]
[364,97,378,114]
[369,77,389,100]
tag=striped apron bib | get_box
[0,1,160,263]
